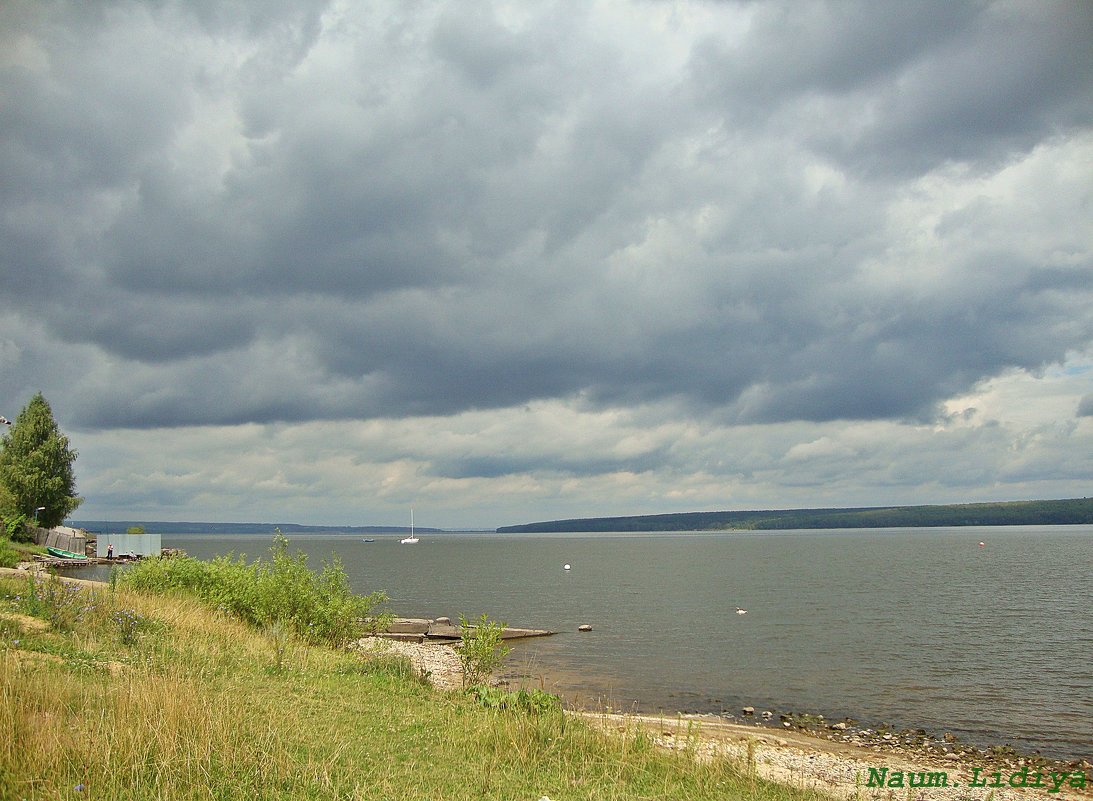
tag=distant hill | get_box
[495,498,1093,533]
[70,521,442,535]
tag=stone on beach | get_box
[426,622,464,639]
[352,637,464,692]
[383,618,431,635]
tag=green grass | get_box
[0,573,832,801]
[0,535,45,568]
[0,540,18,568]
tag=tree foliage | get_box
[0,393,82,531]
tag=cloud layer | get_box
[2,1,1091,526]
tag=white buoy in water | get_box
[735,607,748,615]
[563,563,571,570]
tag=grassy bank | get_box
[1,571,831,801]
[0,535,46,568]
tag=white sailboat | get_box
[400,509,419,544]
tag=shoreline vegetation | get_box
[2,569,1088,801]
[2,563,836,801]
[3,543,1090,800]
[496,497,1093,533]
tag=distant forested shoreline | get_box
[495,498,1093,533]
[69,521,440,535]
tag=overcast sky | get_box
[2,1,1091,529]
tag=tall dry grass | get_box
[1,573,833,801]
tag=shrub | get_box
[457,613,511,689]
[0,538,19,568]
[470,686,561,715]
[121,532,389,647]
[2,513,29,543]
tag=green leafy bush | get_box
[0,538,19,568]
[2,513,28,543]
[470,685,561,715]
[122,532,389,646]
[122,551,258,618]
[457,613,511,688]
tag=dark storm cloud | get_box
[1,0,1091,432]
[690,1,1093,176]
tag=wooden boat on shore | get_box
[46,546,87,560]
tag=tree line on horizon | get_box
[495,498,1093,533]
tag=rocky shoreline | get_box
[354,636,1090,800]
[694,708,1091,778]
[9,566,1087,797]
[584,711,1090,801]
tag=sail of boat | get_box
[400,508,419,544]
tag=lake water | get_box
[88,526,1093,760]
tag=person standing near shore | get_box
[107,543,113,559]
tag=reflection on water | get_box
[68,526,1093,759]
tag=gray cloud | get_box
[691,2,1093,176]
[1,0,1092,526]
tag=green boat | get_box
[46,546,87,560]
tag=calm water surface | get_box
[117,526,1092,759]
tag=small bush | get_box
[470,686,561,715]
[457,613,511,689]
[2,513,29,543]
[0,538,19,568]
[122,532,389,647]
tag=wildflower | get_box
[74,783,85,792]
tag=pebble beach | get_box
[355,636,1091,801]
